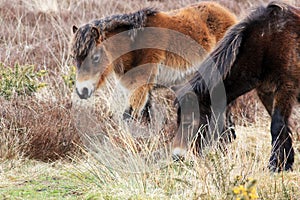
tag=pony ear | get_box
[267,2,286,16]
[91,27,100,40]
[72,25,78,34]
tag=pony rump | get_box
[190,1,295,95]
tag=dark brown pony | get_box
[174,1,300,171]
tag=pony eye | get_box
[92,54,100,63]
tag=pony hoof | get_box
[284,164,293,171]
[123,107,133,121]
[229,128,237,141]
[268,158,279,172]
[123,112,133,121]
[268,165,279,173]
[268,162,293,172]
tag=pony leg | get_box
[121,63,158,121]
[257,87,275,116]
[123,84,153,120]
[269,89,295,171]
[223,102,237,142]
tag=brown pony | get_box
[70,2,237,120]
[174,1,300,171]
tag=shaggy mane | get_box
[91,8,158,33]
[71,8,158,62]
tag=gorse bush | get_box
[0,63,47,99]
[62,65,76,89]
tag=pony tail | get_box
[211,25,244,79]
[191,23,245,94]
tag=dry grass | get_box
[0,0,300,199]
[0,96,81,161]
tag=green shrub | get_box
[0,63,47,99]
[62,65,76,89]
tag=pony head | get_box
[70,23,110,99]
[70,8,157,99]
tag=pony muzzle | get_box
[75,80,95,99]
[172,147,187,161]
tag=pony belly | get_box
[156,64,198,87]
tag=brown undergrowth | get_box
[0,96,81,161]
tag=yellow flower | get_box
[233,185,246,194]
[249,187,258,199]
[249,193,258,199]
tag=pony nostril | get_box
[76,87,90,99]
[82,87,88,95]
